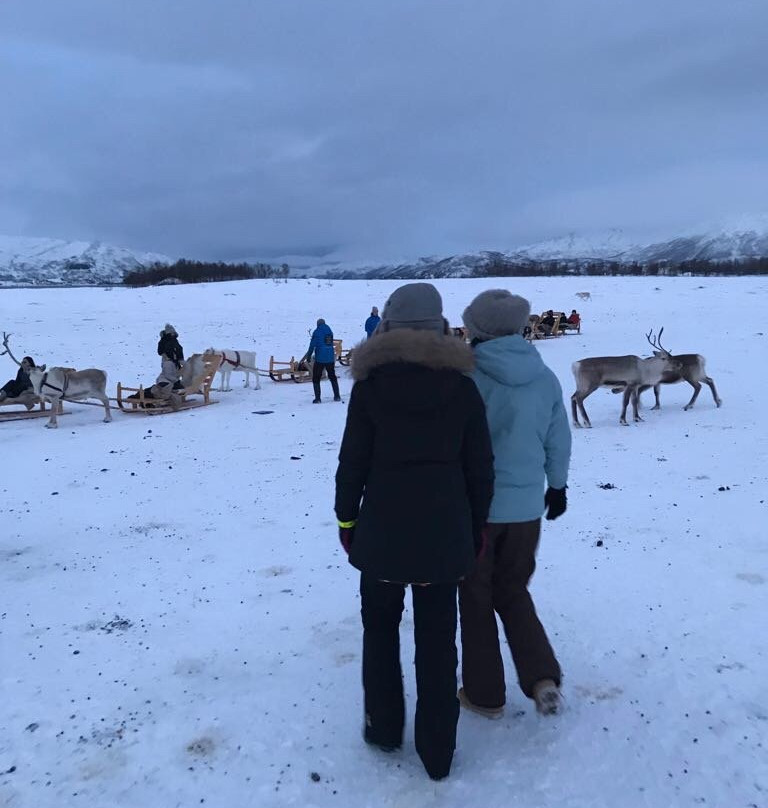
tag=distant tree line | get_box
[123,259,290,287]
[475,256,768,278]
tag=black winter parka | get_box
[335,329,494,584]
[157,333,184,364]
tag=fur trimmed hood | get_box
[350,328,474,381]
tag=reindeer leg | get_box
[244,370,250,388]
[98,393,112,422]
[683,381,702,411]
[650,383,661,410]
[574,389,593,428]
[46,396,59,428]
[571,394,581,428]
[632,387,644,422]
[704,376,722,407]
[619,387,634,425]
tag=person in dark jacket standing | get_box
[157,323,184,389]
[303,318,341,403]
[364,306,380,339]
[335,283,494,781]
[459,290,571,720]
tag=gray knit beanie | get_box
[462,289,531,341]
[379,283,446,333]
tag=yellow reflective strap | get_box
[338,519,357,529]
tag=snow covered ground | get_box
[1,276,766,808]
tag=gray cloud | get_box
[1,0,766,261]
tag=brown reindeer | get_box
[571,332,682,427]
[643,329,722,411]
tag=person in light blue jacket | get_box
[458,289,572,720]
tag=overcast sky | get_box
[1,0,767,262]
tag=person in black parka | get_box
[156,324,184,390]
[0,355,36,401]
[335,283,494,781]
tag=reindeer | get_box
[27,365,112,428]
[203,348,260,391]
[642,329,722,411]
[571,332,682,427]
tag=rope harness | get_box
[219,350,242,368]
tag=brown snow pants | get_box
[459,519,560,706]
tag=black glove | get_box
[338,519,356,554]
[544,486,567,520]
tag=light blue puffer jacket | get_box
[471,335,571,523]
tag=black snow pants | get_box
[312,361,340,401]
[360,573,459,780]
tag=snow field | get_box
[1,276,766,808]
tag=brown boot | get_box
[458,688,503,720]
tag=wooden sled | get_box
[0,393,70,423]
[117,353,219,415]
[268,356,312,383]
[333,339,353,366]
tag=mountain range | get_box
[314,217,768,278]
[0,236,170,287]
[1,217,767,286]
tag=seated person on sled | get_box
[126,324,185,408]
[0,354,37,408]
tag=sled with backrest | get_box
[268,355,313,383]
[116,352,220,414]
[334,339,353,366]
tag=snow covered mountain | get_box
[0,235,171,287]
[317,217,768,278]
[2,216,767,285]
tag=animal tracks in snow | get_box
[735,572,765,585]
[260,565,293,577]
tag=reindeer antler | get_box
[646,327,671,355]
[1,332,22,365]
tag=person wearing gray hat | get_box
[458,289,572,719]
[335,282,494,781]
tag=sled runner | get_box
[0,393,69,423]
[116,353,219,414]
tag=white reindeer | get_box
[27,365,112,428]
[203,348,260,391]
[571,332,682,427]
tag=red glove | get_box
[338,519,356,554]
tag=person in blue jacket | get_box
[364,306,381,339]
[458,289,572,720]
[303,318,341,403]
